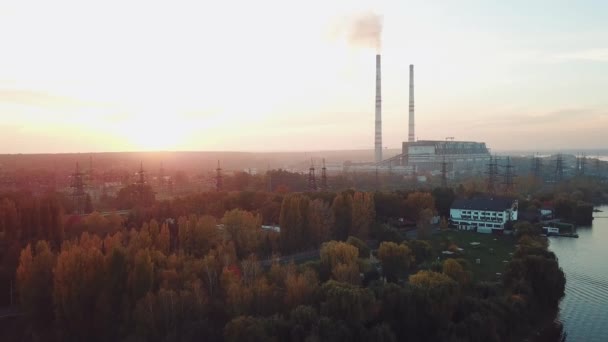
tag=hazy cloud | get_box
[0,89,95,109]
[555,48,608,62]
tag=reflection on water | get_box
[549,206,608,342]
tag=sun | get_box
[123,115,186,151]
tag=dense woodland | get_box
[0,179,574,341]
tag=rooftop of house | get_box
[451,197,516,212]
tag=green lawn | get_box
[429,230,517,282]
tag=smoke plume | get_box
[334,11,384,52]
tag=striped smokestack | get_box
[375,54,382,163]
[408,64,415,142]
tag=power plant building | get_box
[401,140,491,173]
[361,54,491,175]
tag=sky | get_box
[0,0,607,154]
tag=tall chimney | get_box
[375,54,382,163]
[408,64,415,142]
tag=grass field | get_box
[429,230,517,282]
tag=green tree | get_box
[406,240,433,265]
[347,236,371,258]
[320,280,375,323]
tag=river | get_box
[549,205,608,341]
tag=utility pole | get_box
[215,160,223,192]
[308,158,317,191]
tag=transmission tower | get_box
[88,155,95,187]
[70,163,86,215]
[440,156,448,188]
[531,154,543,181]
[321,158,328,191]
[555,154,564,182]
[580,154,587,176]
[502,157,515,193]
[215,160,223,192]
[159,162,165,187]
[136,162,146,186]
[308,159,317,191]
[486,156,499,194]
[136,162,147,201]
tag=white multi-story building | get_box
[450,197,518,234]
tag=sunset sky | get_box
[0,0,607,154]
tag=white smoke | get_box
[332,11,384,52]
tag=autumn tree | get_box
[320,241,360,284]
[284,268,319,310]
[442,258,470,285]
[53,241,105,341]
[307,198,333,247]
[351,192,375,239]
[279,194,308,253]
[408,270,459,323]
[16,241,56,329]
[405,192,435,221]
[129,249,155,303]
[222,209,262,258]
[191,215,220,257]
[378,242,414,282]
[331,192,353,241]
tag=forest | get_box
[0,186,566,341]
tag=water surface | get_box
[549,205,608,341]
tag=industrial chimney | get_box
[375,54,382,163]
[408,64,415,142]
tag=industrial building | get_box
[400,140,491,173]
[372,57,490,174]
[348,53,492,176]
